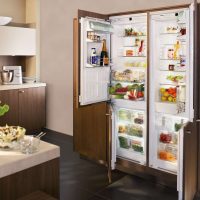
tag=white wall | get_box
[40,0,193,135]
[0,0,25,23]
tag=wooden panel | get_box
[74,102,108,162]
[73,18,79,109]
[78,9,108,20]
[108,4,190,17]
[0,89,19,126]
[183,122,197,200]
[19,87,46,133]
[0,158,59,200]
[116,158,177,189]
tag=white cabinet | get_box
[0,26,36,56]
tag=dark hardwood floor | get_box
[42,130,178,200]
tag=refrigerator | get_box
[76,3,198,200]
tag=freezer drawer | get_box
[112,106,147,166]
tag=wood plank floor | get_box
[42,130,178,200]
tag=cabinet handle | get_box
[19,90,25,93]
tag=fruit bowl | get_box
[0,125,26,149]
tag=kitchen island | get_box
[0,140,60,200]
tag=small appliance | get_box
[1,66,23,85]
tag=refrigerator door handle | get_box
[196,119,200,122]
[185,130,192,134]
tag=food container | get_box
[131,140,143,153]
[118,136,129,149]
[127,124,143,137]
[20,135,40,154]
[158,143,177,162]
[159,131,172,143]
[160,86,177,103]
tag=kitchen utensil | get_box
[0,70,14,84]
[0,16,12,25]
[35,132,46,139]
[2,66,22,85]
[23,77,36,84]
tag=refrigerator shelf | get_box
[160,58,181,61]
[160,43,186,46]
[159,69,186,72]
[118,133,144,141]
[159,82,186,86]
[111,80,145,84]
[120,56,146,58]
[86,39,103,43]
[120,35,147,38]
[160,32,179,35]
[112,99,146,110]
[85,63,111,68]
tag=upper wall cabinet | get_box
[0,26,36,56]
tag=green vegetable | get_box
[115,83,122,89]
[109,87,116,95]
[175,123,182,131]
[0,104,9,117]
[132,144,143,153]
[114,94,124,99]
[118,136,129,149]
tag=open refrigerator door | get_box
[109,13,147,165]
[79,17,112,106]
[149,5,194,199]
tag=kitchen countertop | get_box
[0,140,60,178]
[0,82,46,90]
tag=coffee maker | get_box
[1,66,23,85]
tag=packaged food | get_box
[118,109,131,121]
[168,49,174,59]
[134,113,144,124]
[131,140,143,153]
[127,124,143,137]
[158,143,177,162]
[118,136,129,149]
[118,125,128,133]
[126,50,134,56]
[159,131,172,143]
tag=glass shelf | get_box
[85,63,110,68]
[160,58,181,61]
[112,80,145,84]
[159,69,186,72]
[121,35,147,38]
[86,39,103,43]
[160,32,179,35]
[120,56,147,58]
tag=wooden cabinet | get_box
[0,87,46,133]
[0,26,36,56]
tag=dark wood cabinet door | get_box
[0,90,19,126]
[74,102,108,162]
[18,87,46,133]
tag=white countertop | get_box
[0,140,60,178]
[0,82,46,90]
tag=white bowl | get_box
[0,16,12,26]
